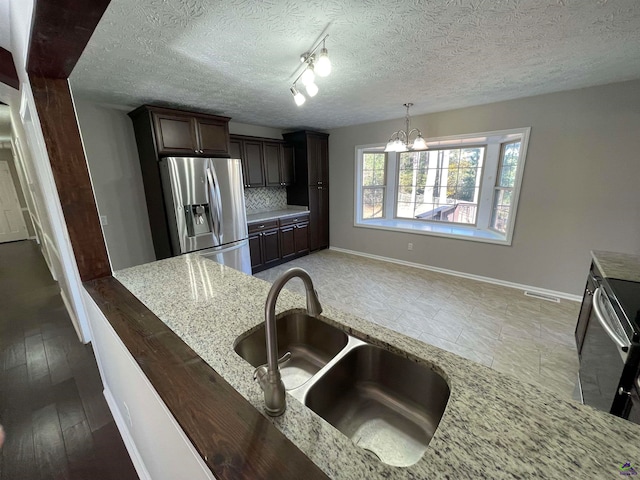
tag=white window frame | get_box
[354,127,531,246]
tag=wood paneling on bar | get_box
[84,276,329,480]
[30,76,111,281]
[0,47,20,89]
[27,0,111,78]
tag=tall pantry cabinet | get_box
[283,131,329,251]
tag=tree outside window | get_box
[362,152,387,219]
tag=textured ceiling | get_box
[70,0,640,130]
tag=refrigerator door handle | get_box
[206,163,223,244]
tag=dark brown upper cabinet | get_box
[264,141,282,187]
[230,135,294,188]
[194,117,231,156]
[132,105,230,157]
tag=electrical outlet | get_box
[407,243,413,251]
[100,215,108,226]
[123,401,132,428]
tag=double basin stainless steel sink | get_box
[234,311,450,467]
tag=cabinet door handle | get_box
[318,181,323,185]
[318,186,323,190]
[259,224,265,228]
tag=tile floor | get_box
[255,250,581,400]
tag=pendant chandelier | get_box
[384,103,427,152]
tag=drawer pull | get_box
[259,224,265,228]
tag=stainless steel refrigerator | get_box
[159,157,251,274]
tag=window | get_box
[397,147,485,225]
[362,152,386,219]
[354,128,530,245]
[491,141,521,234]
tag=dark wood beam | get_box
[28,0,111,78]
[30,76,111,281]
[0,47,20,89]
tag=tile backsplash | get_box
[244,187,288,213]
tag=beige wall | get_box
[73,100,156,271]
[328,80,640,295]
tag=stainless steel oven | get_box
[578,277,640,421]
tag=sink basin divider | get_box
[288,335,368,403]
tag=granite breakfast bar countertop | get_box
[113,254,640,479]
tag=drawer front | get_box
[248,219,279,234]
[279,213,310,227]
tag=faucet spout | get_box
[257,267,323,416]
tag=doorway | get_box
[0,159,28,243]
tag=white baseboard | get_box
[329,246,582,302]
[103,388,152,480]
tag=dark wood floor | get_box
[0,240,138,480]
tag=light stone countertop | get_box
[592,250,640,282]
[115,254,640,479]
[246,206,309,224]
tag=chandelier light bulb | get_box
[394,139,408,152]
[315,47,331,77]
[413,134,427,150]
[290,86,306,106]
[300,64,315,86]
[306,81,319,97]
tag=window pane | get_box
[373,169,385,185]
[363,153,386,187]
[491,188,513,233]
[362,169,374,186]
[362,187,385,219]
[498,165,517,188]
[502,142,521,167]
[396,146,484,225]
[396,201,414,218]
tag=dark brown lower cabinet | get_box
[262,229,280,266]
[248,219,281,272]
[280,225,296,259]
[249,233,262,270]
[249,214,310,273]
[280,221,309,260]
[294,222,309,254]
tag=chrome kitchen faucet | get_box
[254,268,323,416]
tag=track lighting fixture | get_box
[290,34,332,106]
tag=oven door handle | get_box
[592,287,629,350]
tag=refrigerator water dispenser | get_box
[185,204,212,236]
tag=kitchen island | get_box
[85,254,640,479]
